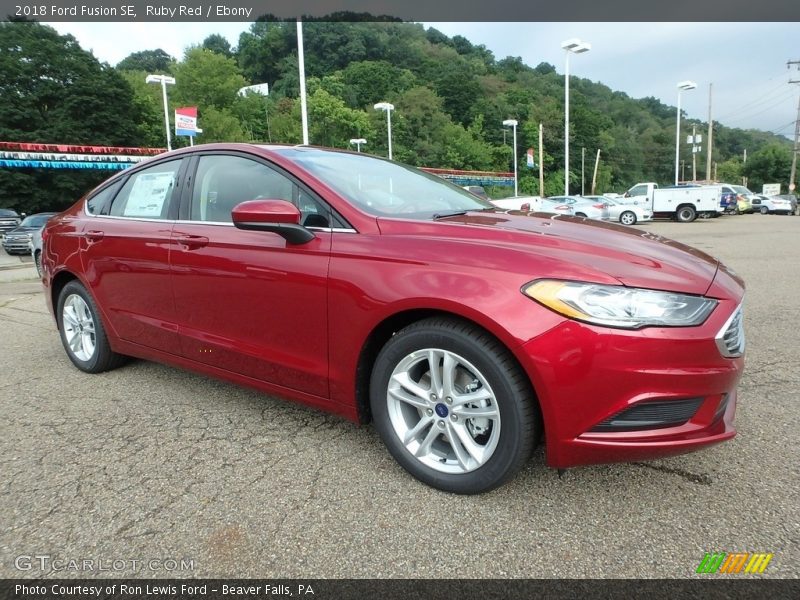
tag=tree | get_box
[0,21,148,212]
[742,144,792,190]
[202,34,233,58]
[117,48,174,72]
[172,47,248,110]
[716,157,742,184]
[307,88,374,148]
[340,61,416,109]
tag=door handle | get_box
[176,235,209,249]
[84,230,104,242]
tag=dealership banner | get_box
[175,107,201,138]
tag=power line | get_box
[719,87,796,125]
[713,78,792,121]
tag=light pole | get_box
[349,138,367,153]
[146,74,176,151]
[561,38,591,195]
[297,19,309,145]
[675,80,697,185]
[502,119,519,196]
[374,102,395,159]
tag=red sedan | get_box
[41,144,745,494]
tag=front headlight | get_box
[522,279,717,329]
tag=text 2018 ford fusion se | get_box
[41,144,745,494]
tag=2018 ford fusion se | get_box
[41,144,745,494]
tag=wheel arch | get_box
[50,269,80,318]
[354,308,544,433]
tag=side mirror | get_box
[232,200,315,244]
[623,192,629,198]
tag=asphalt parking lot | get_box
[1,214,798,579]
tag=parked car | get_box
[752,194,795,215]
[600,197,653,225]
[0,208,22,238]
[775,194,798,215]
[462,185,489,200]
[30,225,45,277]
[548,195,610,220]
[42,144,744,494]
[719,184,754,214]
[490,196,573,216]
[1,212,56,255]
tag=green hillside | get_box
[0,18,794,212]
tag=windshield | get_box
[732,185,753,195]
[0,209,19,217]
[273,148,493,219]
[19,214,51,227]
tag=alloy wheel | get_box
[61,293,96,362]
[386,348,501,474]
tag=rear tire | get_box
[57,280,127,373]
[676,205,697,223]
[370,317,540,494]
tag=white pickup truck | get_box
[624,183,722,222]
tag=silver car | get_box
[30,225,44,277]
[490,196,574,216]
[752,194,795,216]
[548,195,610,220]
[600,197,653,225]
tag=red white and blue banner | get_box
[0,142,165,170]
[526,148,535,168]
[175,107,201,137]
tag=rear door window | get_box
[108,159,183,219]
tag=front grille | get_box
[716,304,745,358]
[590,397,704,432]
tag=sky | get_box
[45,21,800,140]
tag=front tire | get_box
[34,250,42,277]
[57,280,127,373]
[620,211,637,226]
[760,206,769,215]
[370,317,540,494]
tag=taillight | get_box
[555,205,569,210]
[593,204,606,209]
[521,203,530,211]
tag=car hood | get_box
[378,211,720,296]
[4,226,37,235]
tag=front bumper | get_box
[516,279,744,469]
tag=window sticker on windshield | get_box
[123,172,174,217]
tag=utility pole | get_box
[788,60,800,195]
[681,160,686,182]
[581,147,586,195]
[591,149,601,195]
[790,94,800,194]
[706,83,713,181]
[743,149,747,186]
[692,125,697,182]
[538,123,544,197]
